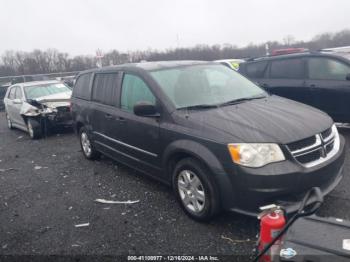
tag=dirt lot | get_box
[0,111,349,258]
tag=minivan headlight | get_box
[227,143,285,168]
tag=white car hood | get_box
[35,91,72,108]
[20,91,72,116]
[35,91,72,103]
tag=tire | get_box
[172,157,221,222]
[27,118,42,139]
[79,127,100,160]
[6,113,13,129]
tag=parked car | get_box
[322,45,350,54]
[4,80,73,139]
[71,61,345,221]
[214,59,245,71]
[238,51,350,123]
[0,85,9,111]
[61,76,76,88]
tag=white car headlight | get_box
[227,143,285,168]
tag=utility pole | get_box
[96,49,104,68]
[265,43,270,56]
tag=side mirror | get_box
[346,73,350,81]
[13,98,22,104]
[133,101,159,117]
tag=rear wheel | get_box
[6,113,13,129]
[79,127,100,160]
[173,158,221,222]
[27,118,42,139]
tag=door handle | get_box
[105,113,113,119]
[309,84,316,89]
[116,117,126,123]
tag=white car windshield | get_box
[150,64,267,109]
[24,83,71,100]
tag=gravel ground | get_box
[0,111,349,259]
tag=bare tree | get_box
[283,35,296,46]
[1,29,350,77]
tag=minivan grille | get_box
[325,141,335,154]
[296,149,322,164]
[321,127,332,141]
[287,136,316,152]
[286,125,339,168]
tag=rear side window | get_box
[121,74,156,112]
[73,73,92,100]
[308,57,350,81]
[245,61,268,78]
[92,73,120,106]
[270,58,304,79]
[8,87,16,99]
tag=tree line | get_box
[1,29,350,77]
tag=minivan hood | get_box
[178,96,333,144]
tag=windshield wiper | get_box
[219,95,266,107]
[177,104,219,110]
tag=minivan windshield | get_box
[150,64,267,109]
[24,83,71,100]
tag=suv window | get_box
[74,73,92,100]
[92,73,120,106]
[8,87,16,99]
[308,57,350,81]
[245,61,268,78]
[121,74,156,112]
[15,87,23,99]
[270,58,304,79]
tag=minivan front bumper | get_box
[224,135,346,216]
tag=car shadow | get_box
[41,125,74,138]
[96,153,259,233]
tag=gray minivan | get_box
[71,61,345,221]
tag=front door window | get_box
[120,74,156,113]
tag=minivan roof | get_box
[78,60,212,75]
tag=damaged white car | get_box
[3,80,72,139]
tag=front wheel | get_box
[79,127,100,160]
[173,158,221,222]
[27,118,42,139]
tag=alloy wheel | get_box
[177,170,206,213]
[81,132,92,157]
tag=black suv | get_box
[71,61,345,221]
[239,52,350,123]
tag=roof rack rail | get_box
[246,48,317,61]
[270,48,309,56]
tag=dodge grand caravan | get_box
[71,61,345,221]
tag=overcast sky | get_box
[1,0,349,56]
